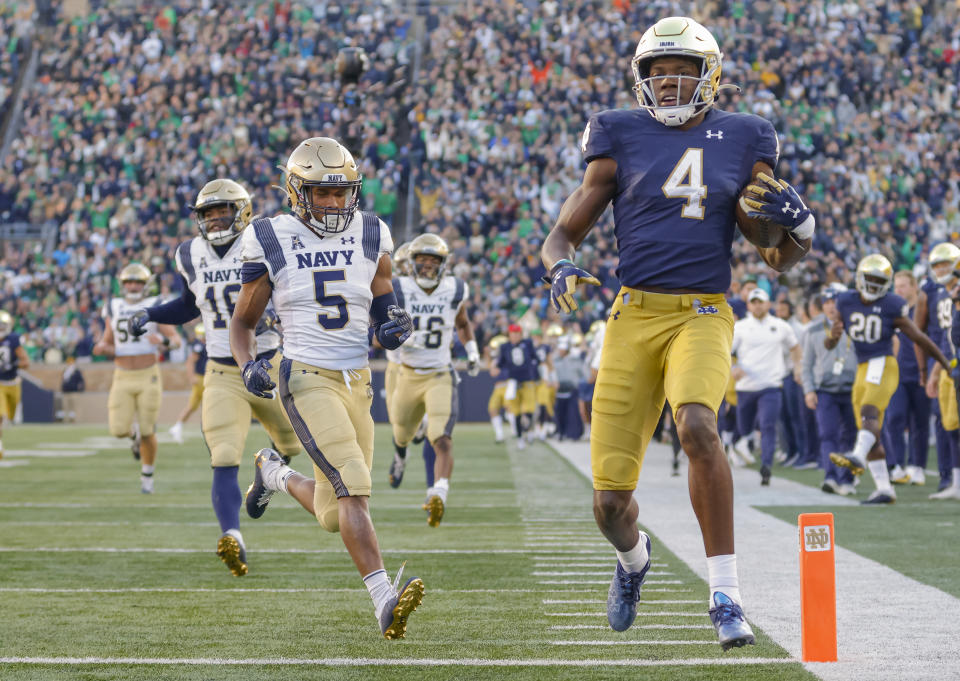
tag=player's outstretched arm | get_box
[541,158,616,313]
[744,162,812,272]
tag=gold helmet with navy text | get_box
[409,233,450,289]
[283,137,362,236]
[487,334,508,353]
[0,310,13,337]
[193,178,253,246]
[632,17,723,127]
[927,242,960,284]
[119,263,152,303]
[394,241,413,277]
[855,254,894,302]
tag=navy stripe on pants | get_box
[737,388,782,468]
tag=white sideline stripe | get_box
[551,624,713,630]
[0,587,589,595]
[0,460,29,467]
[543,599,700,605]
[550,439,960,681]
[550,640,713,646]
[0,656,796,668]
[0,547,611,555]
[531,571,674,577]
[546,612,703,618]
[3,450,96,458]
[537,580,682,585]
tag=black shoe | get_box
[760,466,771,486]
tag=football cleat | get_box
[821,479,840,494]
[245,448,284,519]
[907,465,926,485]
[380,564,425,640]
[889,465,910,484]
[861,490,896,505]
[928,486,960,500]
[216,532,248,576]
[732,438,754,464]
[606,532,652,632]
[423,495,444,527]
[760,465,771,486]
[140,475,154,494]
[709,592,756,651]
[837,483,857,496]
[830,451,866,476]
[388,452,407,488]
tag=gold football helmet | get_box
[0,310,13,337]
[282,137,362,236]
[928,242,960,284]
[394,241,412,277]
[409,233,450,289]
[546,323,565,338]
[119,263,152,303]
[487,334,508,356]
[194,179,253,246]
[632,17,723,127]
[855,254,894,302]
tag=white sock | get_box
[867,458,892,494]
[615,532,650,574]
[506,412,516,433]
[225,528,244,546]
[492,415,504,440]
[706,554,741,606]
[951,467,960,489]
[141,464,155,476]
[430,478,450,504]
[363,569,394,619]
[851,429,877,462]
[265,462,294,492]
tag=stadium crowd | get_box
[0,0,959,364]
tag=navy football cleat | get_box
[606,532,652,632]
[861,490,896,505]
[709,592,755,650]
[380,564,425,640]
[245,448,284,519]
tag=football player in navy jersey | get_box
[540,16,814,650]
[0,311,29,459]
[497,324,539,449]
[828,255,952,505]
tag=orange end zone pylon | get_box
[798,512,837,662]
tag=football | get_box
[735,183,787,249]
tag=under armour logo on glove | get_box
[128,309,151,338]
[742,173,815,240]
[242,359,276,399]
[546,259,601,314]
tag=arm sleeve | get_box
[145,277,200,324]
[754,117,780,169]
[801,332,817,394]
[379,218,394,257]
[581,113,615,163]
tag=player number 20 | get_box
[662,148,707,219]
[847,312,882,344]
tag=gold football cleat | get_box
[423,496,444,527]
[382,577,425,640]
[216,534,248,577]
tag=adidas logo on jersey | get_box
[295,250,355,269]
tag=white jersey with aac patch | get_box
[394,275,468,370]
[175,235,280,359]
[241,212,393,370]
[105,296,160,357]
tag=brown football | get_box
[735,184,786,249]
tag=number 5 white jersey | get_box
[393,275,468,370]
[104,296,160,357]
[175,235,280,359]
[240,212,393,370]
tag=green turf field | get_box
[0,424,839,680]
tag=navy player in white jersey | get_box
[230,137,422,639]
[540,16,815,649]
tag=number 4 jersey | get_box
[175,235,280,359]
[581,107,779,293]
[393,275,468,369]
[836,290,908,362]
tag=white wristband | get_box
[465,340,479,362]
[790,213,815,241]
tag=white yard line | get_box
[550,439,960,681]
[0,547,611,555]
[550,624,713,630]
[0,655,796,668]
[546,612,705,618]
[0,587,593,595]
[549,640,713,646]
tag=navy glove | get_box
[376,305,412,350]
[741,173,815,240]
[242,358,276,399]
[547,259,601,314]
[128,309,151,338]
